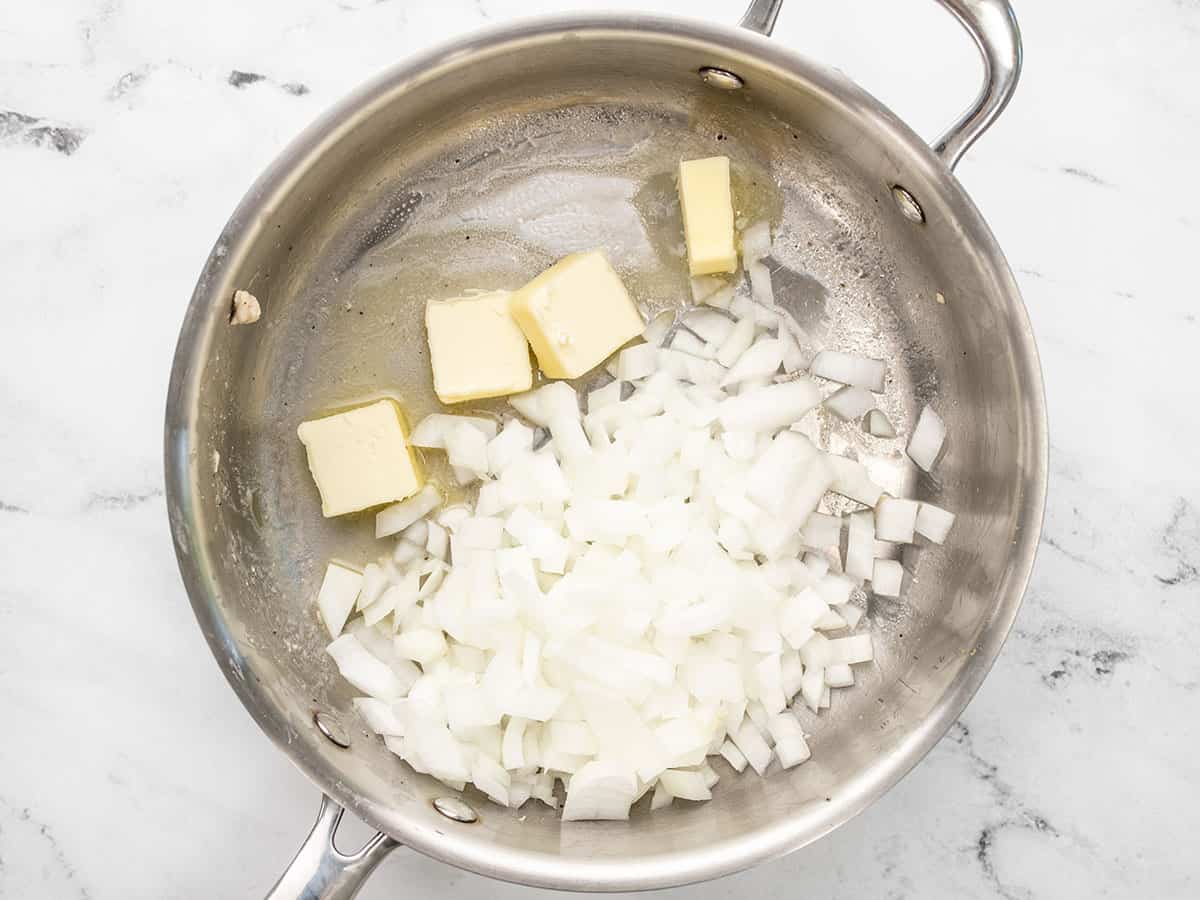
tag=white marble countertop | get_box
[2,0,1197,897]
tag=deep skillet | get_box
[164,1,1045,895]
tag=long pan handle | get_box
[264,796,399,900]
[738,0,1022,171]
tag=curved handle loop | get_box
[738,0,1023,171]
[264,796,400,900]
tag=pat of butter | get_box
[425,290,532,404]
[678,156,737,276]
[509,251,644,380]
[297,399,422,517]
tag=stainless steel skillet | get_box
[164,1,1045,896]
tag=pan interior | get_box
[169,19,1044,890]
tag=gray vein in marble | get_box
[228,69,311,97]
[1041,647,1132,689]
[228,69,267,88]
[1039,534,1102,572]
[109,67,149,99]
[0,500,29,514]
[85,488,164,511]
[0,800,91,900]
[78,0,119,66]
[0,109,87,155]
[947,722,1065,900]
[1059,166,1112,188]
[1155,498,1199,587]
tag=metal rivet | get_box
[433,797,478,824]
[314,711,351,748]
[699,67,744,90]
[890,185,925,223]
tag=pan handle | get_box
[738,0,1023,171]
[264,795,400,900]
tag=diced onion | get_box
[810,350,886,392]
[824,386,875,421]
[875,496,919,543]
[844,510,875,579]
[316,562,362,639]
[740,221,771,264]
[915,502,956,543]
[907,405,946,472]
[865,409,897,438]
[411,414,497,449]
[376,484,442,539]
[871,559,904,597]
[318,221,957,820]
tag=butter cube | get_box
[678,156,737,276]
[297,399,422,517]
[509,251,644,379]
[425,290,532,404]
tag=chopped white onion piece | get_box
[690,276,726,305]
[799,664,824,712]
[643,311,675,347]
[562,761,637,821]
[685,309,736,346]
[587,380,623,415]
[487,420,536,474]
[767,714,811,768]
[730,719,772,776]
[836,603,863,629]
[722,338,783,386]
[777,328,807,374]
[395,627,447,664]
[410,414,497,449]
[827,633,873,665]
[824,386,876,421]
[400,519,429,548]
[915,502,956,543]
[907,405,946,472]
[746,432,828,516]
[801,512,842,549]
[874,496,919,543]
[327,634,407,700]
[810,350,886,392]
[650,782,674,810]
[747,261,775,307]
[715,315,755,368]
[824,663,854,688]
[509,382,580,427]
[376,485,442,539]
[865,409,897,438]
[718,738,748,773]
[445,423,489,476]
[718,379,822,433]
[316,562,362,639]
[845,510,875,579]
[704,286,735,309]
[825,455,884,507]
[669,328,712,359]
[658,768,711,802]
[357,562,388,611]
[353,697,405,736]
[549,414,591,465]
[617,343,659,381]
[872,559,904,597]
[425,520,449,560]
[740,221,771,264]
